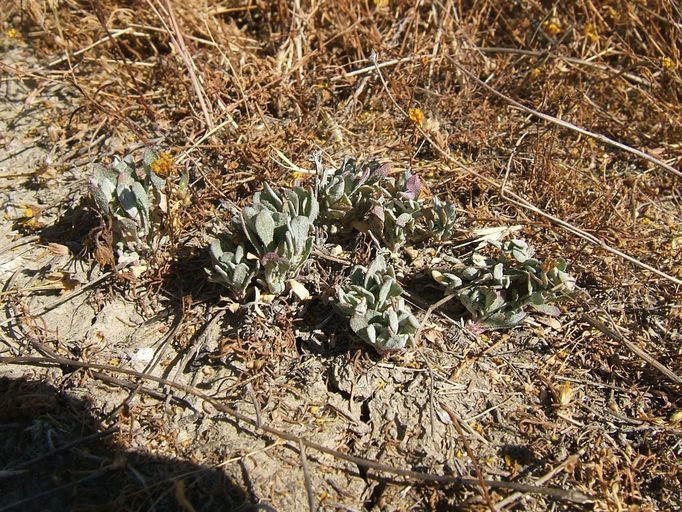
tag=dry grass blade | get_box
[446,55,682,180]
[582,314,682,385]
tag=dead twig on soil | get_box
[494,455,580,510]
[441,402,497,512]
[0,266,120,328]
[0,355,593,505]
[581,314,682,385]
[413,293,456,438]
[299,439,317,512]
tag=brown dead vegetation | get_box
[1,0,681,510]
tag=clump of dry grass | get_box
[3,0,681,509]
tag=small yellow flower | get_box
[543,19,562,36]
[661,56,675,70]
[584,23,599,44]
[7,28,18,39]
[530,68,542,80]
[407,107,424,128]
[151,152,173,177]
[374,0,389,8]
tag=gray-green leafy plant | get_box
[369,171,422,250]
[315,154,390,233]
[431,239,576,329]
[207,236,258,299]
[336,253,420,353]
[315,154,457,249]
[423,196,458,241]
[208,185,319,296]
[88,148,168,263]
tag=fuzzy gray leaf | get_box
[255,208,275,247]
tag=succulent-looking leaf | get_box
[255,208,275,247]
[336,253,419,353]
[431,240,576,330]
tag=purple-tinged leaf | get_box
[401,174,421,200]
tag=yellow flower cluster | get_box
[661,56,675,70]
[584,23,599,43]
[543,19,562,36]
[407,107,424,128]
[151,152,173,177]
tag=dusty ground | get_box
[1,1,681,511]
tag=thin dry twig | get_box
[494,455,580,510]
[582,314,682,385]
[299,439,316,512]
[446,55,682,180]
[0,354,593,505]
[441,402,498,512]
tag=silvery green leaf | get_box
[234,243,245,261]
[395,212,412,227]
[327,179,345,204]
[255,208,275,247]
[481,311,526,329]
[404,313,420,331]
[364,324,377,344]
[142,148,158,167]
[511,243,530,262]
[349,314,369,335]
[378,335,406,352]
[299,237,314,266]
[289,216,311,244]
[89,178,111,213]
[241,207,263,251]
[263,182,284,210]
[378,277,394,306]
[388,309,399,334]
[114,156,134,176]
[462,267,478,280]
[472,253,487,267]
[232,263,251,289]
[94,164,118,187]
[148,170,166,190]
[117,185,139,220]
[480,288,502,311]
[131,181,150,229]
[209,238,224,259]
[529,303,561,316]
[365,254,386,285]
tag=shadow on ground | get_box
[0,377,260,512]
